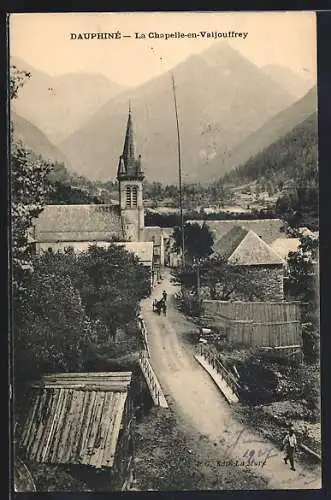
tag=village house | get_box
[187,218,287,245]
[212,225,285,301]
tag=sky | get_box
[9,12,317,87]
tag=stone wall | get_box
[247,265,284,301]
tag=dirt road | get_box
[140,271,321,490]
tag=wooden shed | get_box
[19,372,135,488]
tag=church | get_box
[31,107,167,283]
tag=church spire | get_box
[117,104,144,180]
[122,103,135,167]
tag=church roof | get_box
[213,226,284,266]
[187,218,285,245]
[34,204,123,242]
[117,108,144,181]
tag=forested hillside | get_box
[223,112,317,190]
[222,112,318,229]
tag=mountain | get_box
[261,64,315,99]
[12,111,69,165]
[223,111,318,188]
[59,42,296,184]
[11,57,125,144]
[206,85,317,182]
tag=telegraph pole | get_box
[171,72,185,268]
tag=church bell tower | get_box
[117,104,145,241]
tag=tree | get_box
[13,261,102,397]
[74,245,151,340]
[11,138,52,292]
[201,257,265,301]
[286,235,319,362]
[172,222,214,261]
[10,65,31,100]
[10,65,53,291]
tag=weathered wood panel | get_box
[20,372,132,469]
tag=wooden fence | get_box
[201,300,302,348]
[230,320,302,347]
[202,300,301,323]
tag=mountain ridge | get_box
[206,85,317,183]
[59,42,296,183]
[11,56,126,144]
[11,111,70,166]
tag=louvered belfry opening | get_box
[132,186,138,207]
[126,186,131,207]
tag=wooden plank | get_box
[47,388,66,463]
[300,443,321,461]
[87,392,109,467]
[61,390,80,464]
[85,392,106,466]
[42,372,132,379]
[93,392,114,469]
[56,389,74,462]
[25,392,45,455]
[101,393,123,468]
[68,390,86,463]
[106,394,127,468]
[39,389,62,463]
[21,393,39,449]
[31,384,130,392]
[78,391,96,462]
[80,391,99,464]
[29,389,50,461]
[50,389,69,462]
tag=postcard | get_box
[9,11,320,492]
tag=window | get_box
[125,185,138,207]
[126,186,131,207]
[132,186,138,207]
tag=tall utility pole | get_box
[171,72,185,268]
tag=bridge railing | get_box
[198,344,241,399]
[138,351,162,406]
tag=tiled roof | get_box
[213,226,284,266]
[213,225,248,261]
[20,372,132,469]
[270,238,301,260]
[34,204,123,242]
[187,219,285,244]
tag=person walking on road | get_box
[282,426,297,471]
[162,290,168,302]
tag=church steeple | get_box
[117,104,144,181]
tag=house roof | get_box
[161,227,175,238]
[297,227,314,237]
[213,226,284,266]
[143,226,163,245]
[20,372,132,469]
[112,241,154,266]
[213,225,248,261]
[270,238,301,260]
[187,218,285,244]
[34,204,123,242]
